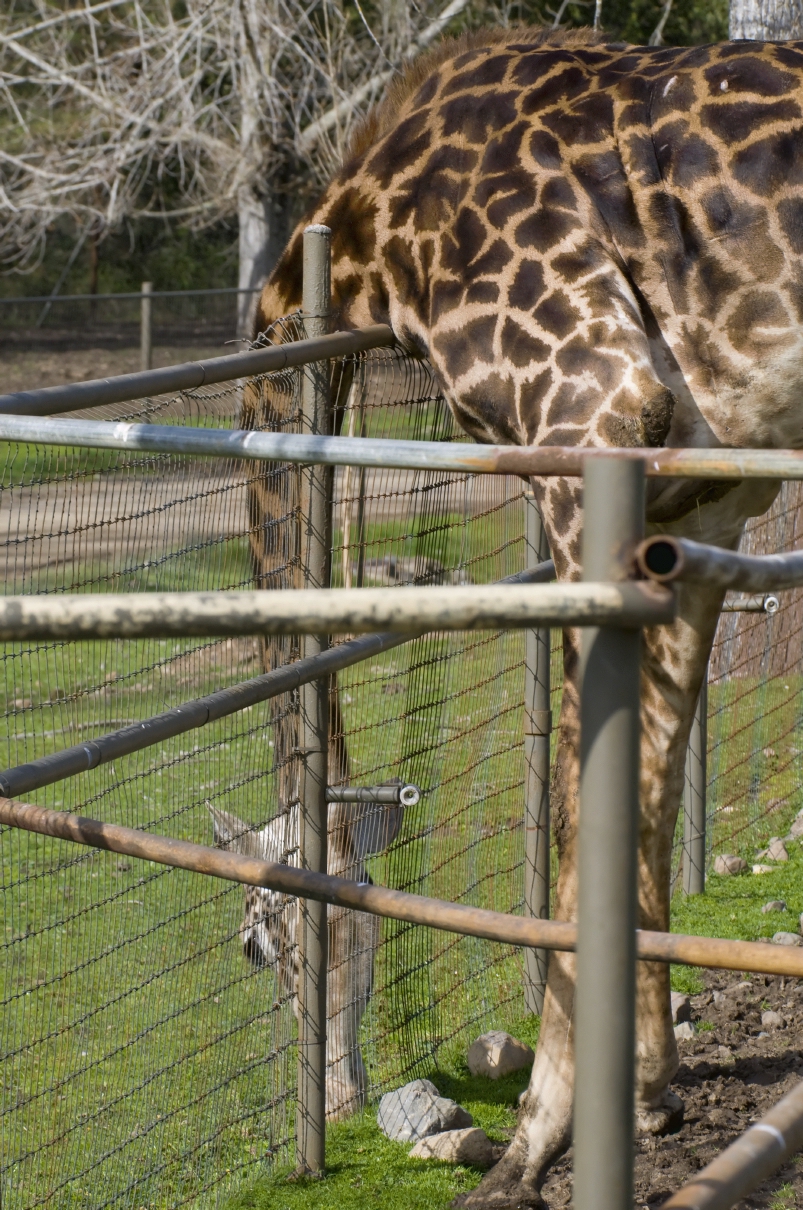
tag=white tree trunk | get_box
[730,0,803,38]
[238,185,276,338]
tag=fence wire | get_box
[0,339,540,1209]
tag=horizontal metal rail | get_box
[722,594,780,614]
[0,560,555,801]
[0,582,674,641]
[638,535,803,593]
[326,784,421,807]
[4,416,803,483]
[0,325,395,417]
[3,797,803,978]
[662,1077,803,1209]
[0,287,262,305]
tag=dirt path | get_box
[538,970,803,1208]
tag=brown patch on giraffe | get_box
[726,290,793,356]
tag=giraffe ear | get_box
[206,804,264,858]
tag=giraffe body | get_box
[254,28,800,1206]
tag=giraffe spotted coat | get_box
[254,27,798,1207]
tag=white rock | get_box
[378,1079,473,1142]
[714,854,747,876]
[467,1031,534,1080]
[762,900,787,913]
[670,993,691,1025]
[674,1021,695,1040]
[753,864,775,875]
[762,1010,783,1030]
[409,1127,495,1168]
[772,932,803,947]
[717,1045,733,1063]
[767,838,789,862]
[789,809,803,839]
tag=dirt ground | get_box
[0,343,229,395]
[535,969,803,1208]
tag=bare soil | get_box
[0,343,228,395]
[538,969,803,1208]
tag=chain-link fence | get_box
[0,341,543,1209]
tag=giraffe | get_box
[251,26,799,1207]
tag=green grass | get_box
[224,1017,539,1210]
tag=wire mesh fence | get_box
[0,289,259,353]
[0,338,543,1208]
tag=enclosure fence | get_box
[2,229,803,1210]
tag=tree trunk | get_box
[730,0,803,38]
[238,185,279,338]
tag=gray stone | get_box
[378,1079,472,1143]
[714,854,747,876]
[717,1045,734,1063]
[767,838,789,863]
[670,993,691,1025]
[790,809,803,840]
[762,900,787,914]
[761,1010,784,1030]
[674,1021,695,1040]
[772,932,803,947]
[467,1031,534,1080]
[753,864,775,875]
[409,1127,496,1168]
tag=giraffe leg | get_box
[453,582,731,1207]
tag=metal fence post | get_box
[523,490,551,1016]
[574,454,644,1210]
[683,673,707,895]
[140,282,153,371]
[296,225,332,1176]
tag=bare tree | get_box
[0,0,473,315]
[730,0,803,38]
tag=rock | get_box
[761,1010,783,1029]
[772,932,803,947]
[717,1045,734,1063]
[762,900,787,914]
[674,1021,695,1040]
[712,990,725,1005]
[714,854,747,876]
[409,1127,496,1168]
[467,1031,535,1080]
[378,1079,472,1142]
[670,993,691,1025]
[799,913,803,936]
[790,809,803,839]
[767,837,789,862]
[753,864,775,875]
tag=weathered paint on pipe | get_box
[325,785,421,807]
[661,1078,803,1210]
[0,326,395,417]
[3,412,803,482]
[638,535,803,593]
[0,560,555,801]
[4,797,803,977]
[575,456,644,1210]
[0,582,674,641]
[722,595,780,613]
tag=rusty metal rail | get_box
[662,1077,803,1209]
[3,797,803,979]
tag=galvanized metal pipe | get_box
[661,1077,803,1210]
[3,413,803,482]
[575,455,645,1210]
[296,225,332,1177]
[0,582,674,642]
[523,491,552,1016]
[0,326,395,417]
[638,534,803,592]
[0,560,555,802]
[5,797,803,977]
[326,784,421,807]
[722,595,780,614]
[140,281,153,372]
[683,678,707,896]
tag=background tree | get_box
[730,0,803,38]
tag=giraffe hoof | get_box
[450,1149,545,1209]
[636,1088,684,1136]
